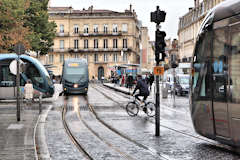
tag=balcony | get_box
[51,48,69,52]
[56,32,70,37]
[78,31,123,37]
[67,47,132,53]
[51,47,132,53]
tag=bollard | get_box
[39,93,42,114]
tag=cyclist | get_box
[131,75,149,112]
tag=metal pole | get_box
[39,93,42,114]
[140,44,142,74]
[16,55,20,121]
[173,68,175,107]
[155,25,160,137]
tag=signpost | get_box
[14,43,25,121]
[153,66,164,76]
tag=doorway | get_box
[98,66,104,80]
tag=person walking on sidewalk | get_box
[121,74,125,87]
[149,73,154,91]
[131,75,149,112]
[24,79,34,106]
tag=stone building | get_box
[140,27,155,73]
[43,5,141,80]
[178,0,225,62]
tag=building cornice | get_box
[49,15,136,20]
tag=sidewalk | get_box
[0,105,39,160]
[103,83,134,95]
[0,84,62,160]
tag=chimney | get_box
[189,7,193,11]
[130,4,132,12]
[194,0,199,8]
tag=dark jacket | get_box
[133,79,149,96]
[127,75,133,84]
[149,75,154,84]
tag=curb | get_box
[103,84,132,95]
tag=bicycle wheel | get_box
[146,102,155,117]
[126,102,139,116]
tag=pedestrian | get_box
[101,76,104,83]
[127,74,133,89]
[24,79,34,106]
[149,73,154,91]
[121,74,125,87]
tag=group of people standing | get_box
[111,72,154,91]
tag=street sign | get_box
[9,60,25,75]
[9,60,17,75]
[153,66,164,75]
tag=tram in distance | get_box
[62,58,89,95]
[0,54,54,99]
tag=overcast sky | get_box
[50,0,194,41]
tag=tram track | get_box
[62,102,94,160]
[62,96,145,160]
[83,95,170,160]
[76,96,136,160]
[93,84,192,128]
[91,84,236,155]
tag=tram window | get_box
[212,27,228,101]
[229,22,240,103]
[20,76,26,86]
[192,31,212,99]
[0,65,15,87]
[25,63,44,88]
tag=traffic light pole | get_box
[155,24,160,137]
[151,5,166,137]
[173,68,175,107]
[14,43,25,121]
[16,55,20,121]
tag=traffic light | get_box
[170,54,178,68]
[155,30,166,62]
[150,6,166,24]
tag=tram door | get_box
[212,25,230,138]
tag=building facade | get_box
[178,0,225,62]
[44,5,141,80]
[140,27,155,72]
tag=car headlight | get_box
[73,84,78,88]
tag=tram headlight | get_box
[73,84,78,88]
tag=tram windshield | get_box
[63,60,88,83]
[65,67,86,75]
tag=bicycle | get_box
[126,95,155,117]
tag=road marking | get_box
[7,124,24,130]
